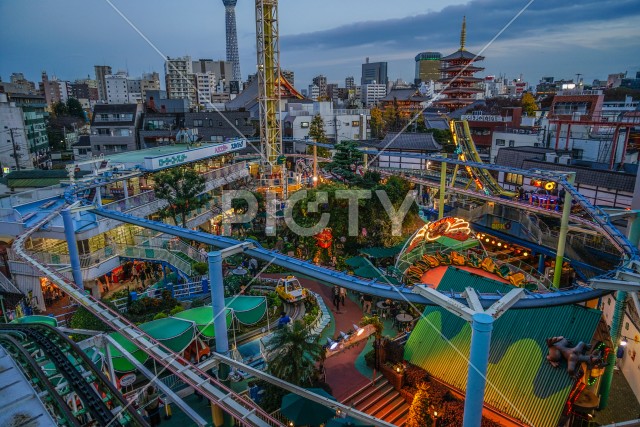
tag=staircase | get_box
[342,376,409,426]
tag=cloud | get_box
[281,0,640,53]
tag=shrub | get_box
[153,312,168,320]
[192,262,208,276]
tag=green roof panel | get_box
[436,266,514,293]
[404,304,602,427]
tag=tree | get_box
[406,382,433,427]
[309,114,327,143]
[265,320,324,385]
[153,167,206,228]
[369,107,384,139]
[66,98,86,121]
[52,101,68,118]
[521,92,537,116]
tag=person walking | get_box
[332,286,341,312]
[339,287,347,306]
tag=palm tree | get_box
[153,167,206,228]
[265,320,323,386]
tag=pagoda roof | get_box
[440,64,485,73]
[441,49,484,61]
[438,76,484,83]
[439,87,484,94]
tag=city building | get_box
[194,72,217,105]
[482,76,506,98]
[361,83,387,107]
[378,88,430,118]
[90,103,143,155]
[312,75,328,99]
[366,132,441,169]
[0,73,38,95]
[165,56,196,106]
[94,65,113,102]
[282,70,295,87]
[105,71,130,104]
[434,17,484,111]
[139,110,254,148]
[414,51,441,85]
[361,58,388,86]
[40,72,70,106]
[345,76,355,90]
[0,94,50,172]
[307,84,320,101]
[192,59,231,91]
[282,101,369,144]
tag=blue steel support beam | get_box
[93,208,612,308]
[208,251,229,356]
[61,208,84,289]
[463,313,494,427]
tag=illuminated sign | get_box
[460,115,508,122]
[407,217,472,252]
[144,139,246,170]
[531,180,556,191]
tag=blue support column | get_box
[538,253,545,274]
[61,209,83,289]
[208,251,229,355]
[463,313,494,427]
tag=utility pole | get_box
[9,128,21,171]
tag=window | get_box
[496,139,505,146]
[118,129,130,137]
[97,128,110,135]
[508,140,515,147]
[218,121,223,127]
[352,121,360,127]
[193,119,203,127]
[505,173,523,186]
[300,122,309,128]
[209,119,213,127]
[571,148,583,159]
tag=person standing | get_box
[339,287,347,306]
[332,286,341,311]
[141,385,162,427]
[362,294,373,314]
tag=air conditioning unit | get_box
[545,153,557,163]
[558,155,571,165]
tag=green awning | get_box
[225,296,267,325]
[353,265,384,279]
[139,317,195,353]
[359,242,406,258]
[345,256,368,268]
[11,315,58,327]
[105,332,149,373]
[173,306,233,338]
[436,236,479,251]
[436,267,513,293]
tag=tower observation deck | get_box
[223,0,242,82]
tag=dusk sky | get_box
[1,0,639,89]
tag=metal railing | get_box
[0,270,21,294]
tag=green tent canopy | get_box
[225,296,267,325]
[139,317,195,353]
[359,242,405,259]
[345,256,368,268]
[436,235,479,251]
[173,306,233,338]
[353,265,384,279]
[11,315,58,328]
[105,332,149,373]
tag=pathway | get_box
[262,273,372,401]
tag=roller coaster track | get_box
[93,208,614,307]
[11,208,284,427]
[0,323,145,426]
[0,335,80,426]
[452,120,516,198]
